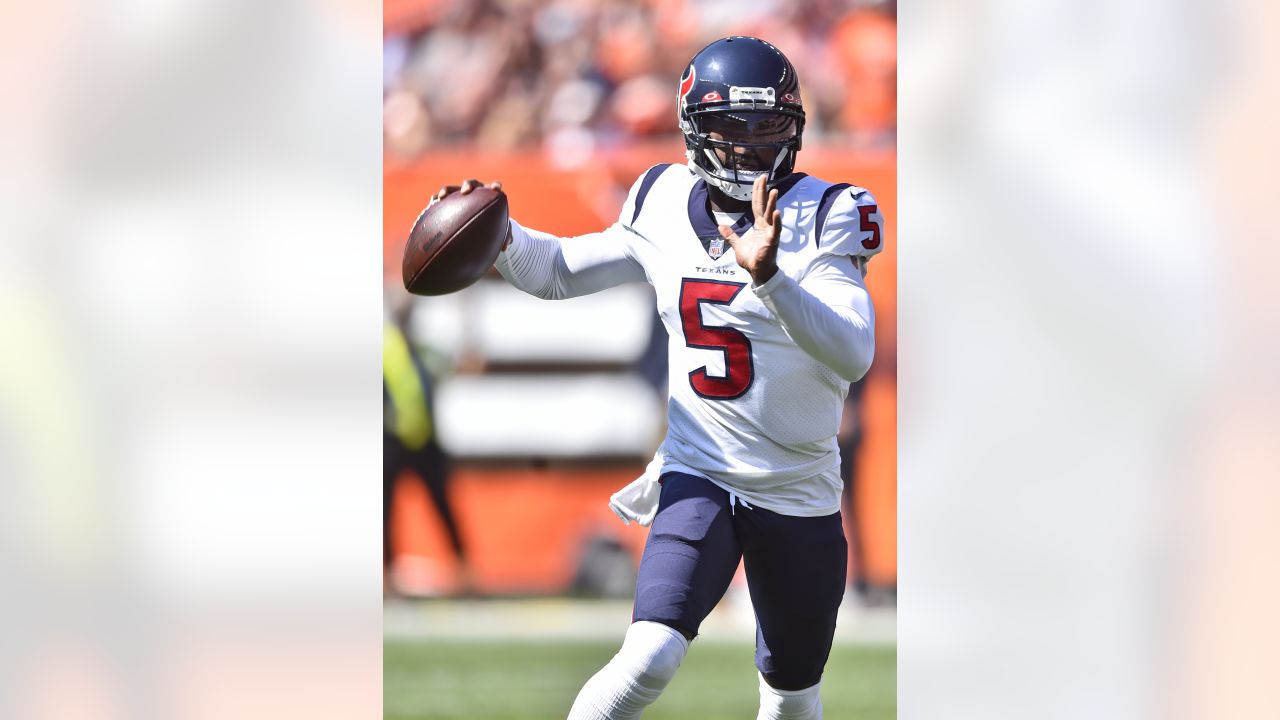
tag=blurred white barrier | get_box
[411,279,655,364]
[435,373,662,457]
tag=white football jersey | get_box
[497,163,883,516]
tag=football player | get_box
[432,36,884,720]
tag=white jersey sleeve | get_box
[493,168,662,299]
[749,253,875,382]
[816,185,885,274]
[495,220,644,299]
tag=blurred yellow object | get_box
[0,276,103,569]
[383,322,432,451]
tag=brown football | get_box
[402,187,510,296]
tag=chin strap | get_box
[689,145,793,202]
[689,155,755,201]
[717,176,755,201]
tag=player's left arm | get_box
[719,178,879,382]
[752,253,875,382]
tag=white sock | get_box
[566,621,690,720]
[756,673,823,720]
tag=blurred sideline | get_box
[384,597,896,645]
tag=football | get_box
[402,187,510,296]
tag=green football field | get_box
[385,639,895,719]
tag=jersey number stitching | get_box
[857,204,883,250]
[678,279,754,400]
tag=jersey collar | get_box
[686,173,808,258]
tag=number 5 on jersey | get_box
[857,203,883,250]
[678,279,754,400]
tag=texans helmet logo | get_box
[679,65,696,104]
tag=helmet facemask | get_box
[683,110,803,201]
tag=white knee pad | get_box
[566,621,689,720]
[619,621,689,689]
[757,674,822,720]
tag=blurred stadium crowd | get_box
[384,0,896,161]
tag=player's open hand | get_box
[719,175,781,286]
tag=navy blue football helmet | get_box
[677,36,806,201]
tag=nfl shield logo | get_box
[708,236,725,259]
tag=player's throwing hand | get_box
[428,179,502,208]
[718,174,781,286]
[428,179,511,248]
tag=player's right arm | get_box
[497,221,644,300]
[430,179,646,301]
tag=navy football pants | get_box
[631,472,848,690]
